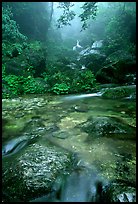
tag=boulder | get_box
[76,116,136,140]
[103,182,136,202]
[102,85,136,99]
[79,53,106,74]
[96,50,136,84]
[2,143,75,202]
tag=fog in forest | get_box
[2,2,136,203]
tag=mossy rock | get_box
[2,143,75,202]
[76,116,136,140]
[102,85,136,99]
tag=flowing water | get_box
[2,92,136,201]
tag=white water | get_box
[63,92,103,101]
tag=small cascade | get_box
[63,92,103,101]
[79,40,103,57]
[2,136,28,157]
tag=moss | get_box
[102,85,136,99]
[2,143,75,202]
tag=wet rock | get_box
[73,105,89,112]
[15,113,25,118]
[52,130,71,139]
[42,122,59,133]
[2,134,39,157]
[102,85,136,99]
[23,118,45,133]
[95,50,136,84]
[59,165,107,202]
[2,143,74,202]
[2,119,26,142]
[116,192,136,202]
[76,116,136,140]
[30,163,109,202]
[78,52,106,74]
[2,137,28,157]
[104,182,136,202]
[31,115,41,120]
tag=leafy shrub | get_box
[52,83,70,94]
[22,76,45,94]
[72,70,97,92]
[2,71,46,98]
[3,75,23,97]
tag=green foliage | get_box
[2,42,24,58]
[3,75,23,98]
[41,72,50,82]
[42,69,97,95]
[72,70,97,93]
[25,65,35,77]
[57,2,76,28]
[52,83,70,95]
[79,2,97,30]
[103,3,136,55]
[56,2,97,30]
[2,2,136,99]
[2,70,47,98]
[22,76,45,94]
[52,72,70,84]
[2,7,27,42]
[3,2,50,41]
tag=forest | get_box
[2,2,136,202]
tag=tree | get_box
[2,2,51,41]
[103,2,136,55]
[56,2,97,30]
[2,6,27,42]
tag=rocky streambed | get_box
[2,85,136,202]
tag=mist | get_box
[2,2,136,203]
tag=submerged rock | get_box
[76,116,136,140]
[73,105,89,112]
[52,130,71,139]
[23,118,45,133]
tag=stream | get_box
[2,90,136,202]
